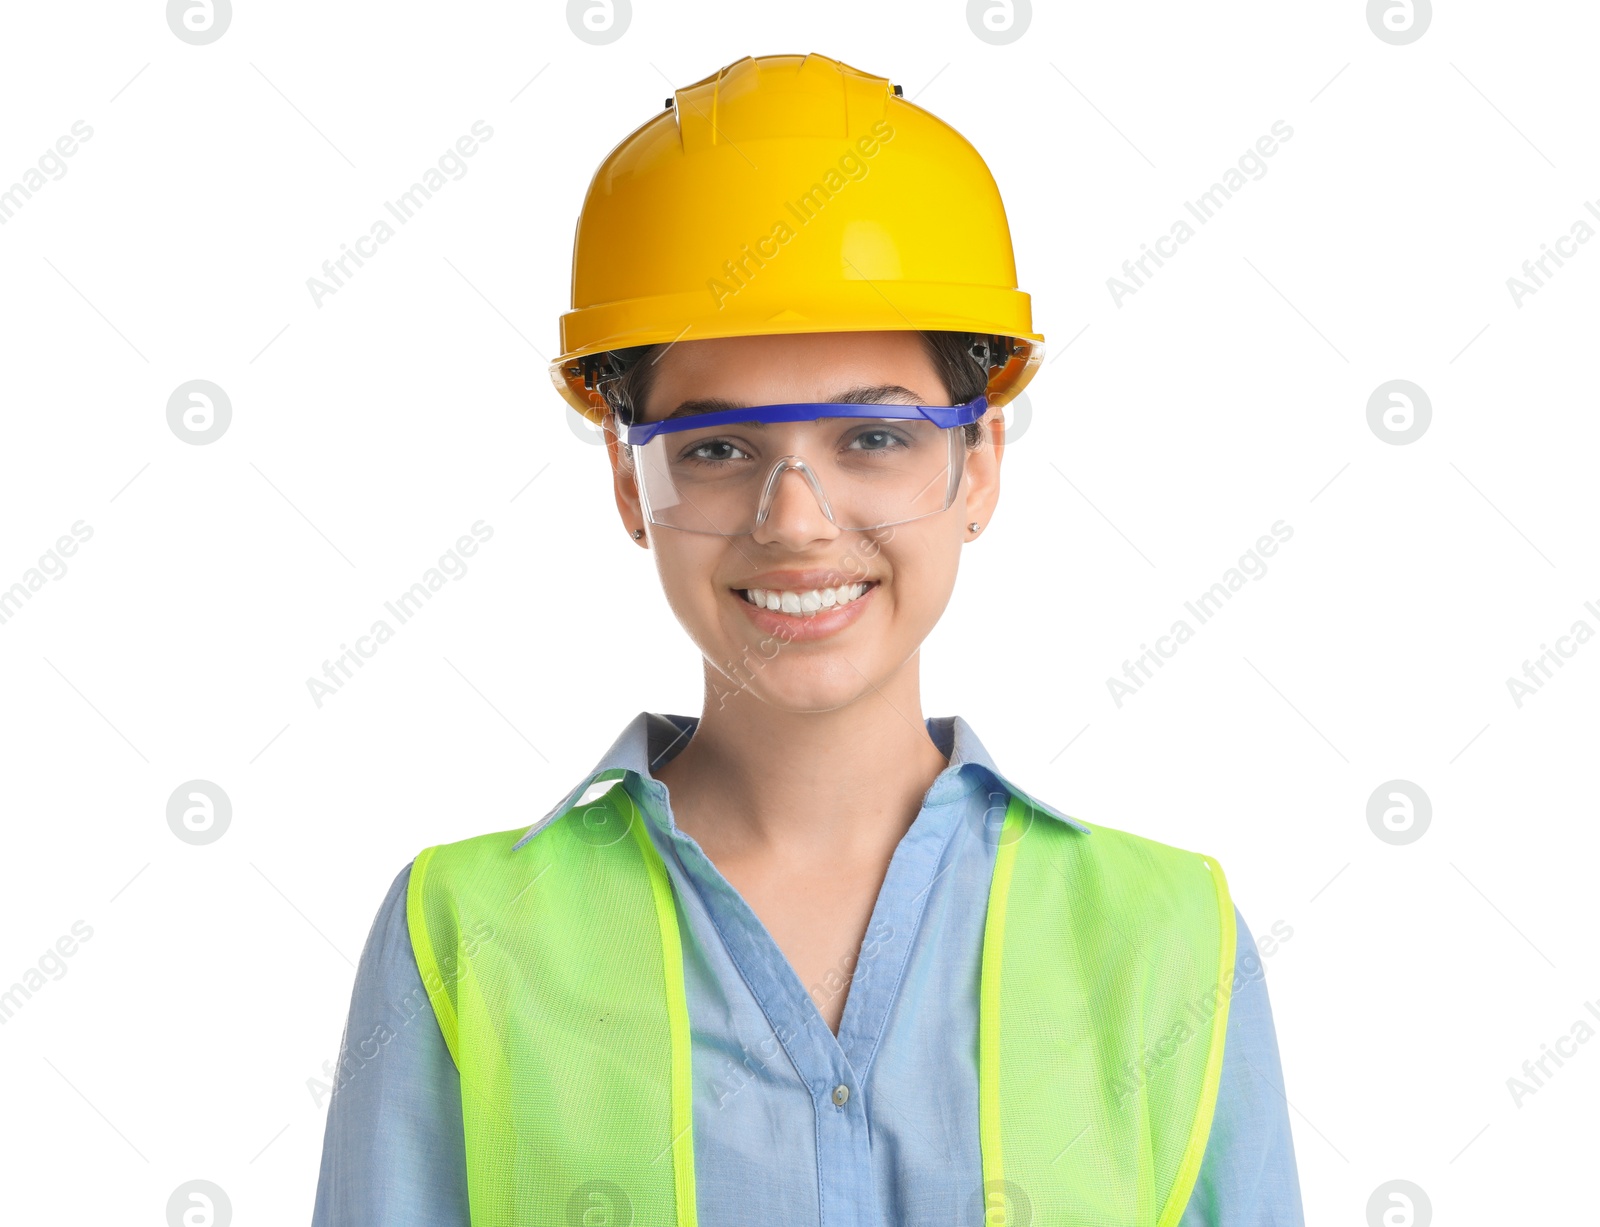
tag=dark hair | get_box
[593,331,1009,450]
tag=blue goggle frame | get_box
[616,394,989,446]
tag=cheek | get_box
[911,554,963,628]
[651,539,732,625]
[879,528,964,628]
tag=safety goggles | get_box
[615,395,988,536]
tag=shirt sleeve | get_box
[1178,904,1305,1227]
[311,861,471,1227]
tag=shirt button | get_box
[831,1083,850,1107]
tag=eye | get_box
[847,427,911,452]
[683,437,751,464]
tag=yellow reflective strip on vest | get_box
[977,792,1022,1204]
[629,792,699,1225]
[1156,853,1235,1227]
[406,843,459,1062]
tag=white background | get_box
[1,1,1595,1223]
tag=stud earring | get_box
[631,528,645,540]
[968,522,982,533]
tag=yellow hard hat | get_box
[552,52,1044,424]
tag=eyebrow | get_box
[660,383,927,421]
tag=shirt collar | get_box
[515,710,1089,850]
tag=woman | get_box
[312,53,1303,1226]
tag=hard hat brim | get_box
[552,280,1044,424]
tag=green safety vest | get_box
[407,779,1236,1226]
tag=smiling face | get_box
[603,330,1005,714]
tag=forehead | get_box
[640,331,944,422]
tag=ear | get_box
[602,411,650,547]
[961,402,1005,530]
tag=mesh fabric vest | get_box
[406,781,1236,1226]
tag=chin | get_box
[709,656,890,716]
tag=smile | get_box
[736,581,876,617]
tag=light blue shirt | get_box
[312,711,1303,1225]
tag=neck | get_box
[655,652,950,863]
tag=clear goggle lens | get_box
[631,415,966,536]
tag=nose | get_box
[749,459,840,547]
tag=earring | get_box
[968,522,982,533]
[631,528,645,540]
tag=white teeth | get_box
[741,582,871,616]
